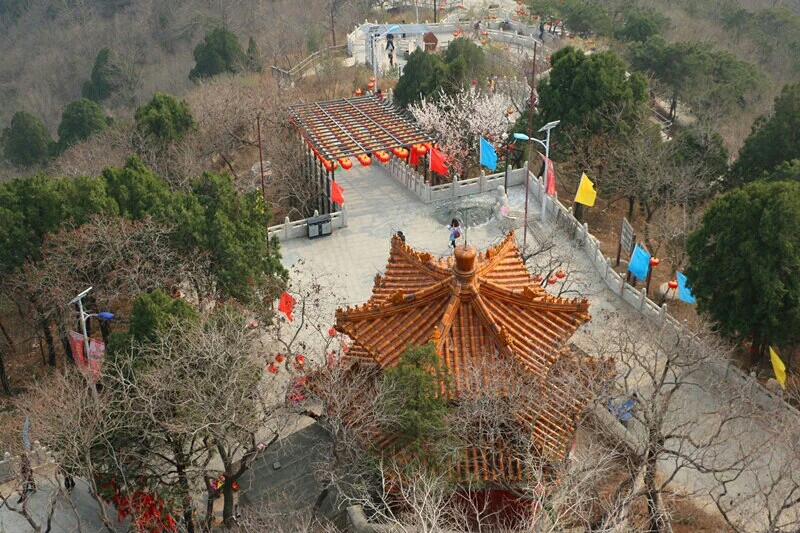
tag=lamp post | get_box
[370,24,400,84]
[513,119,559,249]
[68,287,115,369]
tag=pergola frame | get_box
[289,95,433,162]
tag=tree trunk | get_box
[628,196,635,220]
[221,481,235,525]
[644,458,663,533]
[58,321,74,365]
[99,320,110,345]
[329,0,337,46]
[644,430,666,533]
[204,487,215,531]
[175,453,195,533]
[0,345,10,394]
[0,319,14,394]
[40,318,57,366]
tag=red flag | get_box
[409,148,419,166]
[278,292,296,321]
[69,331,86,368]
[331,180,345,204]
[539,153,557,196]
[430,147,448,175]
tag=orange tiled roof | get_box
[335,231,605,468]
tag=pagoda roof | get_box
[335,232,608,466]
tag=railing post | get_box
[283,216,291,240]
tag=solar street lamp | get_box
[513,119,560,248]
[68,287,115,364]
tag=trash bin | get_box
[307,214,333,239]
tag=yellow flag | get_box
[574,173,597,207]
[770,346,786,389]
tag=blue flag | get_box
[676,271,696,304]
[479,136,497,171]
[628,244,650,281]
[22,416,30,451]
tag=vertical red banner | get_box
[69,331,87,368]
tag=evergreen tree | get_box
[729,83,800,187]
[134,93,194,144]
[57,98,106,151]
[245,37,261,72]
[189,27,245,81]
[686,180,800,359]
[394,49,448,108]
[1,111,53,167]
[82,47,132,102]
[538,47,647,137]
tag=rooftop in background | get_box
[288,96,434,162]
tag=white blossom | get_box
[409,87,510,179]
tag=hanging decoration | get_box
[339,157,353,170]
[376,150,391,163]
[357,153,372,166]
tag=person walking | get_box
[447,219,461,250]
[60,464,75,492]
[538,21,545,40]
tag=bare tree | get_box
[13,369,125,532]
[589,314,754,533]
[104,303,295,529]
[711,386,800,533]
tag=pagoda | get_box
[334,231,610,483]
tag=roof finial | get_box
[454,244,477,276]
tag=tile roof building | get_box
[334,232,611,482]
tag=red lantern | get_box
[555,269,566,279]
[357,153,372,166]
[268,363,279,374]
[668,280,679,290]
[547,276,558,285]
[533,274,543,283]
[376,151,391,163]
[323,159,338,172]
[415,144,427,156]
[275,354,285,363]
[328,327,336,336]
[506,107,514,115]
[649,257,660,267]
[295,355,306,370]
[369,76,376,83]
[339,157,353,170]
[354,88,363,96]
[367,80,375,90]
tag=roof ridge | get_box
[390,234,450,279]
[480,280,590,314]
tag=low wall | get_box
[267,209,347,243]
[383,158,527,203]
[0,441,55,484]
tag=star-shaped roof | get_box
[335,231,608,465]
